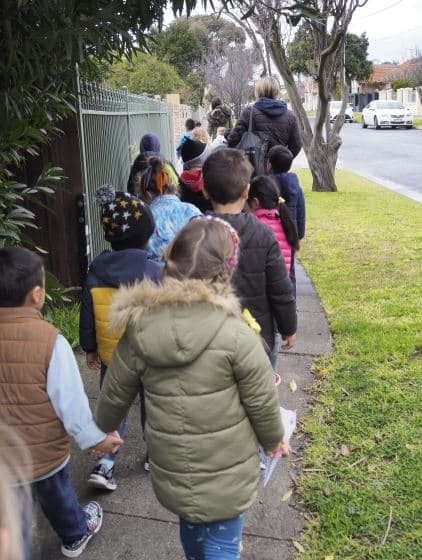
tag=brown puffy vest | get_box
[0,307,71,480]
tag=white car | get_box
[329,101,354,122]
[362,100,413,129]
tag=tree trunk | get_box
[305,138,338,192]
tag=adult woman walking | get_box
[227,77,302,160]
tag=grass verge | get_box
[46,303,80,348]
[413,117,422,127]
[295,169,422,559]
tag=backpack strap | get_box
[248,105,254,132]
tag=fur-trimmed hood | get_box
[110,278,242,367]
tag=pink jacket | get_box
[253,208,292,274]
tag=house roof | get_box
[370,64,398,83]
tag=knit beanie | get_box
[95,185,155,246]
[181,138,209,170]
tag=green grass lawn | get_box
[413,118,422,127]
[295,169,422,559]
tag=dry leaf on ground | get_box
[289,379,297,392]
[292,540,305,553]
[281,489,293,501]
[340,444,350,456]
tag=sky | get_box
[348,0,422,62]
[165,0,422,64]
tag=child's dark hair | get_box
[140,156,176,202]
[249,176,300,250]
[0,247,44,307]
[203,149,253,204]
[211,97,222,110]
[268,145,294,173]
[185,118,195,131]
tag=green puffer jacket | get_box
[95,277,283,523]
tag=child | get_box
[176,117,195,158]
[127,132,178,195]
[0,247,121,559]
[138,156,201,261]
[247,175,301,372]
[191,125,212,148]
[247,175,300,277]
[211,126,228,150]
[94,217,285,559]
[202,148,297,366]
[179,138,212,213]
[267,145,306,297]
[80,186,162,487]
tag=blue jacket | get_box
[273,172,306,239]
[80,249,163,363]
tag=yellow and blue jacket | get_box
[79,249,163,366]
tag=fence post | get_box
[123,86,131,172]
[75,63,92,263]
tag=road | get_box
[297,119,422,203]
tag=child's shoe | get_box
[61,501,103,557]
[274,372,281,386]
[144,453,150,472]
[87,464,117,491]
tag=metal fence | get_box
[76,74,175,260]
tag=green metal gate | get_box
[76,74,175,261]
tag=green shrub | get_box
[45,303,80,349]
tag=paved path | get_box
[33,264,332,560]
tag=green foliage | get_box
[287,25,315,75]
[150,20,203,78]
[147,14,246,107]
[45,302,81,349]
[0,0,210,245]
[107,53,184,96]
[391,79,415,91]
[44,271,76,309]
[345,33,373,83]
[287,28,373,84]
[0,165,66,246]
[296,169,422,558]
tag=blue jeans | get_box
[98,362,146,466]
[270,332,281,369]
[180,514,244,560]
[20,463,88,560]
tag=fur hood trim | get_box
[110,277,242,331]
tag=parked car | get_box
[361,100,413,129]
[329,101,354,122]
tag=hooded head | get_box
[139,133,161,156]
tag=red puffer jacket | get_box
[253,208,292,274]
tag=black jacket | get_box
[228,98,302,158]
[210,212,297,351]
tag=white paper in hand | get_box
[261,407,297,487]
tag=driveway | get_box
[295,119,422,203]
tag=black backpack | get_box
[235,107,269,175]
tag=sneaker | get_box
[61,501,103,557]
[87,464,117,491]
[144,453,150,472]
[274,372,281,386]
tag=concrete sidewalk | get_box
[33,263,332,560]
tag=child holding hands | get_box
[95,217,286,559]
[0,247,121,559]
